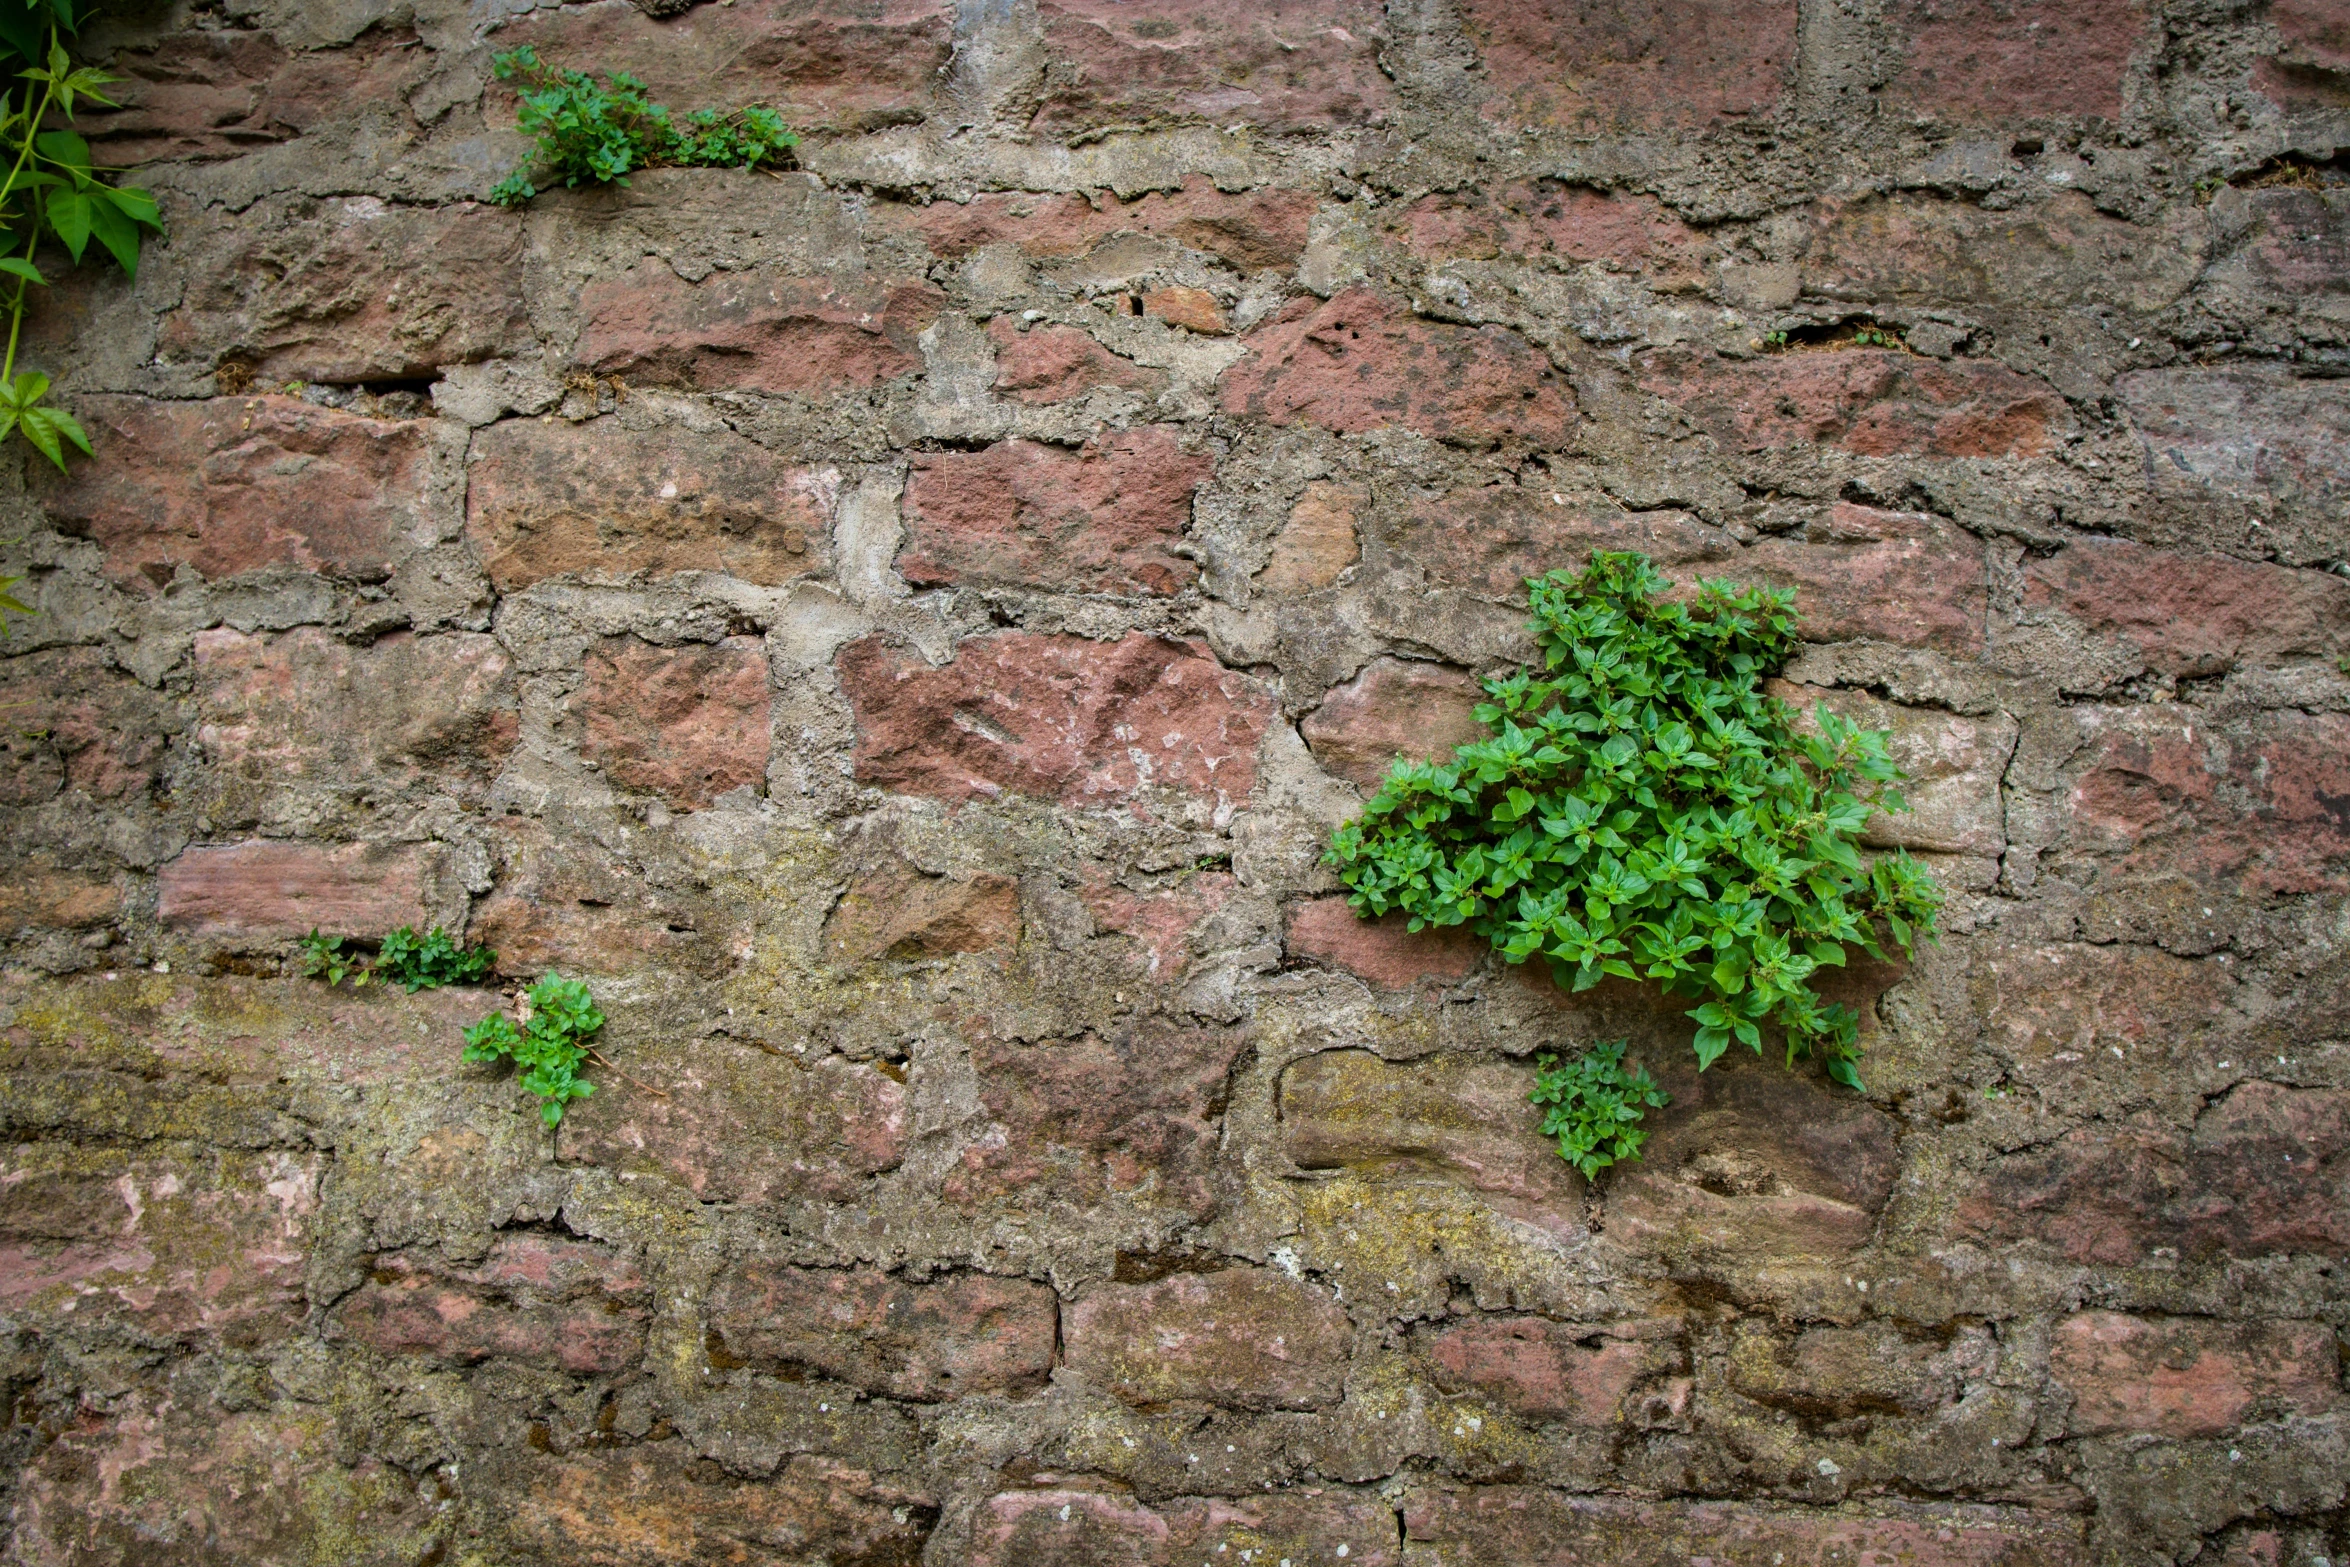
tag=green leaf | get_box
[44,187,88,258]
[86,192,139,275]
[0,255,44,284]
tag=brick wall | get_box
[2,1,2347,1563]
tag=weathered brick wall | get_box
[1,0,2346,1562]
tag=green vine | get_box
[1326,552,1943,1091]
[486,46,796,207]
[0,2,161,469]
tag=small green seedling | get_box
[299,925,495,992]
[299,929,371,987]
[1530,1040,1669,1178]
[463,973,605,1126]
[487,46,797,207]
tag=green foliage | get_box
[486,46,796,207]
[1529,1040,1668,1178]
[299,926,496,992]
[376,925,498,992]
[1325,551,1944,1090]
[463,973,605,1127]
[1850,325,1905,350]
[0,9,162,470]
[0,560,28,635]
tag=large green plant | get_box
[1326,551,1943,1090]
[0,1,161,469]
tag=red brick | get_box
[466,419,829,591]
[579,636,771,810]
[1142,285,1227,335]
[40,396,435,588]
[2120,368,2350,564]
[159,197,528,381]
[0,869,120,931]
[194,627,516,793]
[1079,869,1236,982]
[1463,0,1795,131]
[988,318,1164,405]
[707,1264,1057,1400]
[970,1488,1402,1567]
[157,840,438,942]
[1030,0,1392,136]
[0,1147,323,1347]
[900,429,1212,597]
[1299,657,1488,792]
[1402,1488,2088,1566]
[947,1022,1247,1218]
[905,179,1318,271]
[1281,1047,1583,1214]
[2223,188,2350,298]
[1064,1266,1353,1410]
[1222,288,1575,449]
[1390,184,1711,286]
[838,632,1274,818]
[508,1448,934,1567]
[1256,480,1363,594]
[1284,897,1486,989]
[12,1406,439,1567]
[561,1039,910,1204]
[576,266,942,395]
[494,0,953,133]
[824,860,1022,962]
[2051,1312,2339,1438]
[1970,940,2233,1086]
[1637,346,2068,460]
[469,819,720,980]
[1957,1081,2350,1263]
[2024,537,2350,678]
[1745,504,1988,655]
[0,647,175,805]
[335,1234,649,1374]
[1422,1318,1669,1422]
[1883,0,2147,121]
[82,28,426,166]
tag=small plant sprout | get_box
[487,46,796,207]
[1530,1041,1669,1178]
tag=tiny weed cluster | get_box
[1530,1041,1669,1179]
[487,46,796,207]
[1327,552,1943,1101]
[463,974,605,1126]
[299,926,497,992]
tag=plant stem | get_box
[0,26,63,386]
[584,1047,670,1098]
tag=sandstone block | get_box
[2258,0,2350,107]
[195,627,516,792]
[2119,368,2350,567]
[1030,0,1392,136]
[837,632,1273,816]
[1281,1047,1578,1209]
[900,429,1212,596]
[1420,1318,1668,1422]
[1221,289,1575,449]
[970,1487,1402,1567]
[968,1488,1170,1567]
[1464,0,1795,131]
[824,860,1021,963]
[1728,1320,1956,1419]
[2022,536,2350,677]
[1284,898,1486,989]
[0,647,176,805]
[82,27,425,165]
[466,419,829,590]
[1771,682,2015,856]
[561,1038,909,1205]
[1744,504,1988,655]
[576,266,942,395]
[2051,1312,2339,1437]
[988,318,1163,404]
[708,1265,1057,1401]
[908,179,1317,271]
[336,1234,649,1374]
[156,840,438,942]
[1402,1488,2088,1565]
[160,196,528,381]
[947,1023,1247,1218]
[1390,186,1711,284]
[0,868,120,931]
[506,1448,934,1567]
[579,636,771,810]
[1078,869,1237,982]
[1142,285,1227,335]
[1637,346,2067,460]
[41,395,436,588]
[1064,1266,1353,1410]
[1392,486,1732,602]
[1883,0,2147,121]
[1806,191,2206,316]
[1255,480,1363,594]
[1298,656,1487,791]
[468,819,719,979]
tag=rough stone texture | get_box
[6,3,2350,1562]
[466,419,829,589]
[900,429,1212,596]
